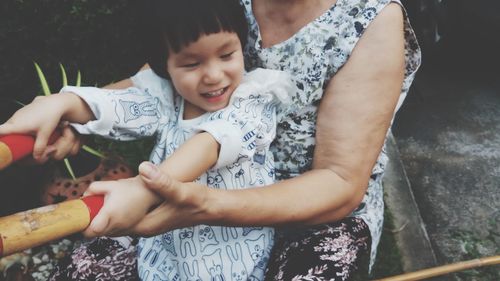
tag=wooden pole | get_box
[374,255,500,281]
[0,195,103,257]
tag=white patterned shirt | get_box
[62,68,295,281]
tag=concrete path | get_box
[391,48,500,280]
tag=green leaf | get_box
[0,98,26,107]
[63,158,77,181]
[82,145,105,159]
[76,70,82,87]
[34,62,51,96]
[13,100,26,107]
[59,63,68,87]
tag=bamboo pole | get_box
[0,195,103,257]
[374,255,500,281]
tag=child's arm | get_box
[83,132,220,236]
[157,132,219,181]
[0,93,94,161]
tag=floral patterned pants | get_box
[48,237,138,281]
[265,217,371,281]
[48,217,370,281]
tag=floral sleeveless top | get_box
[240,0,421,264]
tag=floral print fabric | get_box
[48,237,138,281]
[241,0,421,270]
[265,218,371,281]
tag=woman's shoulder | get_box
[327,0,396,27]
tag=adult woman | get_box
[43,0,419,279]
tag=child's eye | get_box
[220,51,235,59]
[181,62,199,68]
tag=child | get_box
[0,0,295,280]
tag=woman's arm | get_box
[310,2,405,221]
[131,3,406,235]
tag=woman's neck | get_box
[261,0,318,17]
[253,0,337,47]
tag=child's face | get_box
[167,31,244,119]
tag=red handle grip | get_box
[81,195,105,221]
[0,134,35,161]
[0,133,60,170]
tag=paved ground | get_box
[391,41,500,280]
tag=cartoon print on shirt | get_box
[260,101,276,134]
[263,157,275,179]
[138,266,149,281]
[157,259,179,281]
[150,135,166,164]
[119,97,160,122]
[244,94,268,118]
[245,234,269,281]
[202,248,226,281]
[226,243,248,281]
[198,226,220,252]
[252,152,266,165]
[207,171,227,189]
[242,227,264,236]
[221,227,239,242]
[207,110,224,121]
[120,121,158,137]
[245,234,266,265]
[143,239,164,267]
[248,163,265,186]
[182,260,202,281]
[162,232,177,257]
[232,96,244,110]
[152,274,164,281]
[179,227,197,258]
[164,127,191,156]
[226,163,246,188]
[224,109,248,130]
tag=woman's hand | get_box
[82,175,163,237]
[128,162,212,236]
[0,94,90,162]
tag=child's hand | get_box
[82,176,162,237]
[0,95,83,162]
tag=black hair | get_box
[141,0,248,79]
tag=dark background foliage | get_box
[0,0,145,107]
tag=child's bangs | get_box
[144,0,248,79]
[159,0,247,53]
